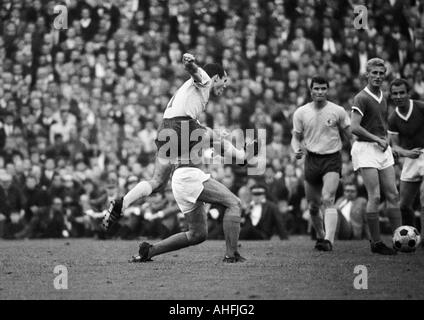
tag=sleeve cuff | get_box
[387,130,399,135]
[351,106,364,117]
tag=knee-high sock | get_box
[420,208,424,238]
[148,232,191,259]
[386,207,402,232]
[400,206,415,226]
[223,215,241,257]
[310,208,325,239]
[123,181,153,210]
[367,211,381,243]
[324,208,338,244]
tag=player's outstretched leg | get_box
[198,178,245,262]
[130,204,208,262]
[103,158,173,230]
[361,168,397,255]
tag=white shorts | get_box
[400,149,424,182]
[351,141,394,171]
[171,167,210,214]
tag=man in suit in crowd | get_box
[391,36,412,68]
[240,185,288,240]
[334,182,370,240]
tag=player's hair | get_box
[309,76,329,90]
[203,63,225,79]
[366,58,386,72]
[389,78,410,93]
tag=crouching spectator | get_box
[206,203,225,240]
[115,176,145,240]
[81,179,118,239]
[45,197,70,238]
[240,185,288,240]
[14,174,50,239]
[139,184,181,239]
[0,170,24,238]
[334,182,370,240]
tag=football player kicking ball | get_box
[104,53,255,262]
[129,133,258,263]
[388,78,424,245]
[291,76,351,251]
[351,58,401,255]
[103,53,245,229]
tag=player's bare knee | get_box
[386,193,399,206]
[187,228,207,245]
[233,196,242,210]
[224,195,241,213]
[147,179,160,192]
[322,194,335,208]
[368,194,380,207]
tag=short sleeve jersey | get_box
[351,87,388,140]
[388,99,424,149]
[163,68,212,120]
[292,101,350,154]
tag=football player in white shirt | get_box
[103,54,255,262]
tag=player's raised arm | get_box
[182,53,203,83]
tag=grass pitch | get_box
[1,236,423,300]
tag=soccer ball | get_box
[392,226,421,252]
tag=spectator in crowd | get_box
[334,182,370,240]
[0,170,24,238]
[14,174,50,239]
[0,0,423,239]
[44,196,69,238]
[205,202,225,240]
[138,186,180,240]
[240,185,288,240]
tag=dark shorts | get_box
[155,116,207,161]
[304,151,342,185]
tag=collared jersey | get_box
[293,101,350,154]
[351,87,388,140]
[388,99,424,149]
[163,68,212,120]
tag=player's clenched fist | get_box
[182,53,195,64]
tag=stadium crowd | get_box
[0,0,423,240]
